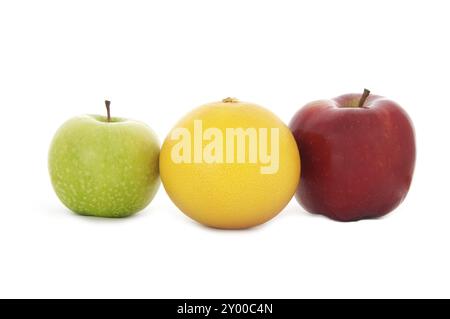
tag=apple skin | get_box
[289,93,416,221]
[48,115,160,217]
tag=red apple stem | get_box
[358,89,371,108]
[105,100,111,122]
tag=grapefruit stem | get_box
[222,97,239,103]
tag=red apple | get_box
[289,89,416,221]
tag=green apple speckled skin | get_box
[48,114,160,217]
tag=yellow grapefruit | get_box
[160,98,300,229]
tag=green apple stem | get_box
[105,100,111,122]
[358,89,371,108]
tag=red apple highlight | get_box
[290,89,416,221]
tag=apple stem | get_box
[358,89,371,108]
[105,100,111,122]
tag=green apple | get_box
[48,101,160,217]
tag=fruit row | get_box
[48,89,416,228]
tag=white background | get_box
[0,0,448,298]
